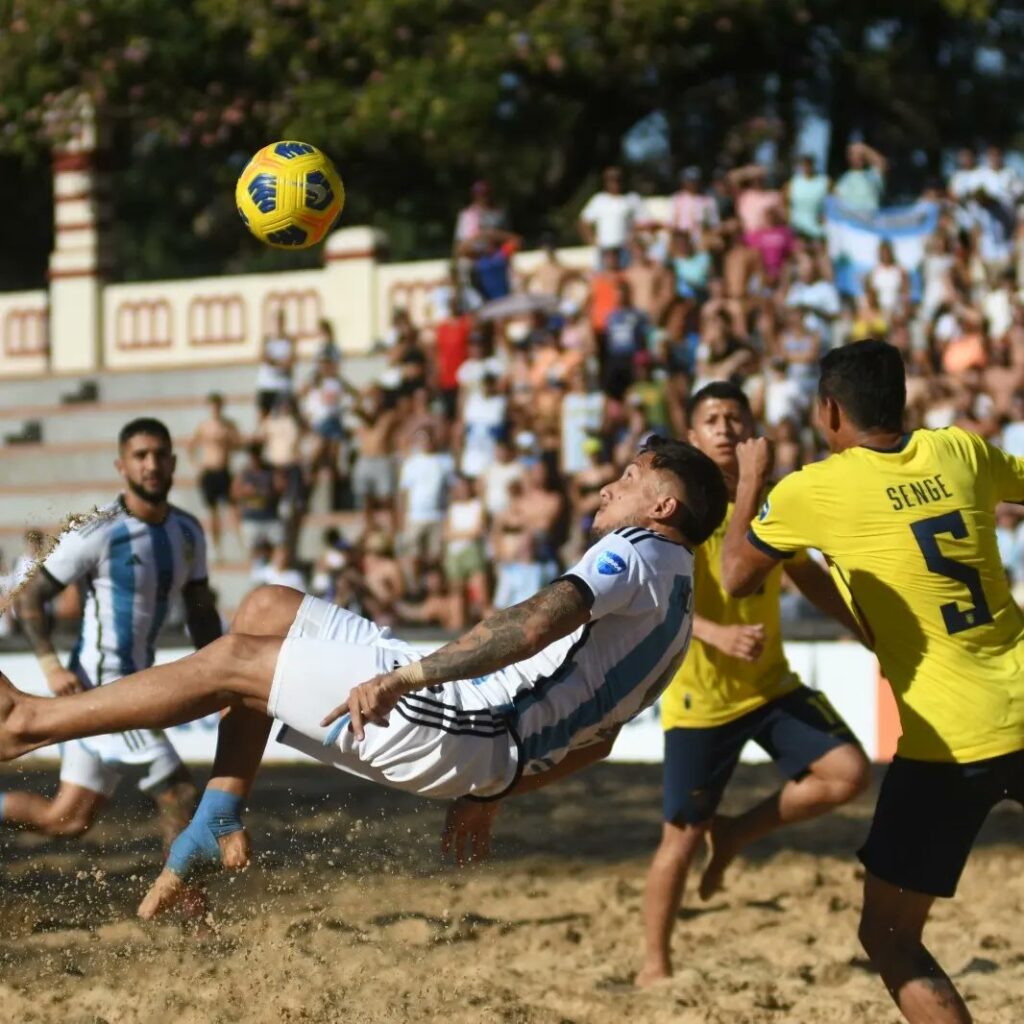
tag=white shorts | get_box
[59,730,184,800]
[269,596,519,800]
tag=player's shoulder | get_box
[168,504,205,534]
[63,499,129,542]
[606,526,691,570]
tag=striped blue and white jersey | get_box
[468,526,694,778]
[42,497,208,688]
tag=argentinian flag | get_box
[824,197,940,298]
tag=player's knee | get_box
[232,585,300,636]
[820,746,871,805]
[659,819,708,858]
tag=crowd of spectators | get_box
[195,142,1024,624]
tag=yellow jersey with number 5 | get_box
[749,426,1024,763]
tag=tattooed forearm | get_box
[13,574,64,659]
[414,579,591,687]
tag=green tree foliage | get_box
[0,0,1016,287]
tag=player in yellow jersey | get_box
[637,382,870,987]
[722,340,1024,1024]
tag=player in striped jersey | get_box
[0,436,726,920]
[3,418,222,849]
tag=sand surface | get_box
[1,761,1021,1024]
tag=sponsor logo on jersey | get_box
[758,497,771,521]
[596,551,627,575]
[127,553,143,566]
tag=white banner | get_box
[8,640,886,768]
[824,197,939,297]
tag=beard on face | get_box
[126,476,171,505]
[592,507,646,539]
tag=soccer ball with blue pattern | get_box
[235,141,345,249]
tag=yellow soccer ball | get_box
[235,141,345,249]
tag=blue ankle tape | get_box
[165,788,243,878]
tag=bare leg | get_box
[0,781,104,837]
[699,742,869,899]
[208,505,223,561]
[636,819,708,986]
[859,873,971,1023]
[0,633,280,761]
[140,585,303,918]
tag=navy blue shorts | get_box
[859,747,1024,898]
[663,685,860,825]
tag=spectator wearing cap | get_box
[834,142,887,214]
[578,166,649,264]
[785,154,830,239]
[668,166,719,243]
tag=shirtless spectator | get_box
[351,385,400,532]
[624,239,675,322]
[359,530,406,625]
[527,233,574,297]
[189,392,242,560]
[721,224,763,334]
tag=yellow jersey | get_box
[750,427,1024,763]
[661,501,802,729]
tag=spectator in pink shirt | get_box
[668,167,719,242]
[745,206,796,286]
[728,164,783,235]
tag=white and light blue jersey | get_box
[42,497,208,688]
[409,526,695,782]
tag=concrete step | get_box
[0,396,259,446]
[0,354,387,411]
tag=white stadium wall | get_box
[9,641,900,767]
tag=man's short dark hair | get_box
[118,417,172,450]
[686,381,752,421]
[818,340,905,433]
[640,435,728,546]
[207,392,224,406]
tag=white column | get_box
[47,96,108,374]
[320,226,387,353]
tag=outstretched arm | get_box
[322,578,592,738]
[14,571,81,696]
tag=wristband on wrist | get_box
[393,660,426,688]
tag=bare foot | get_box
[138,830,251,920]
[635,964,672,988]
[698,816,738,901]
[0,673,35,761]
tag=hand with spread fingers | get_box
[320,671,408,741]
[440,797,500,866]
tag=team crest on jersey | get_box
[758,497,770,521]
[126,553,142,566]
[596,551,627,575]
